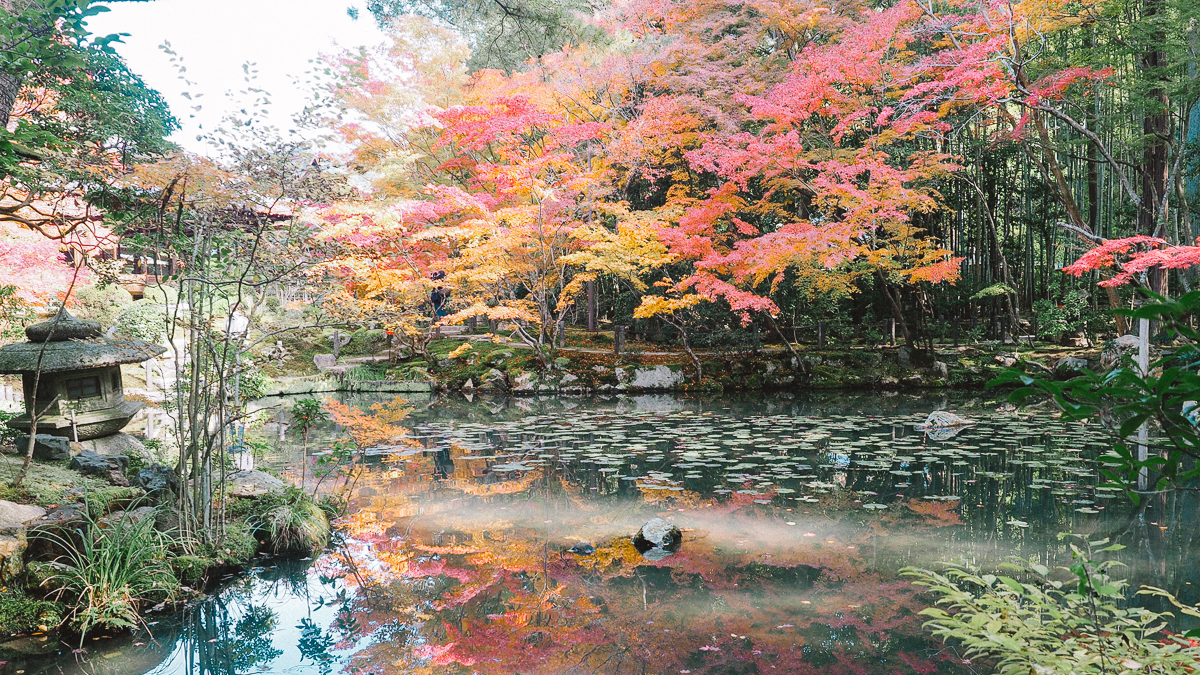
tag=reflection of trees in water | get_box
[174,596,282,675]
[297,618,335,675]
[169,561,324,675]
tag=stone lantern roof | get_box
[0,311,166,374]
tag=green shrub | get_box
[316,493,347,521]
[73,284,134,327]
[0,590,63,635]
[206,522,259,566]
[141,285,179,306]
[237,363,272,400]
[39,503,179,637]
[342,328,388,356]
[0,284,34,343]
[115,300,169,343]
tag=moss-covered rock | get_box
[171,555,212,586]
[0,589,62,635]
[171,523,260,588]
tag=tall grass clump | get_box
[251,487,330,556]
[39,504,179,637]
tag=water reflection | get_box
[5,391,1199,674]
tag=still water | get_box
[3,390,1199,675]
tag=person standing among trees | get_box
[431,286,450,319]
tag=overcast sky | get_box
[86,0,387,154]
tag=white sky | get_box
[86,0,388,154]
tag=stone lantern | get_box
[0,311,166,441]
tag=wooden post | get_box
[469,315,477,332]
[817,321,826,347]
[890,319,896,346]
[614,325,623,355]
[332,329,341,361]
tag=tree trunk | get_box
[1141,0,1170,294]
[877,270,913,347]
[0,71,22,128]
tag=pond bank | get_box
[296,339,1101,395]
[0,445,329,639]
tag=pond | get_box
[3,390,1199,675]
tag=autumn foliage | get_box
[305,0,1128,344]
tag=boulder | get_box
[1113,334,1140,349]
[513,372,538,392]
[76,432,151,462]
[70,450,128,477]
[632,517,682,555]
[0,500,46,536]
[136,464,180,502]
[567,541,595,555]
[24,504,87,562]
[932,361,949,379]
[462,378,475,390]
[1055,356,1089,372]
[994,353,1019,368]
[227,469,286,498]
[99,506,156,529]
[313,353,336,371]
[14,434,77,462]
[482,368,507,390]
[630,366,685,390]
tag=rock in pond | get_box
[633,518,682,558]
[567,541,595,556]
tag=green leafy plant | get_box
[292,397,330,486]
[291,398,328,445]
[0,284,34,343]
[993,290,1200,500]
[906,535,1200,675]
[970,282,1016,300]
[1032,289,1099,342]
[38,501,179,638]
